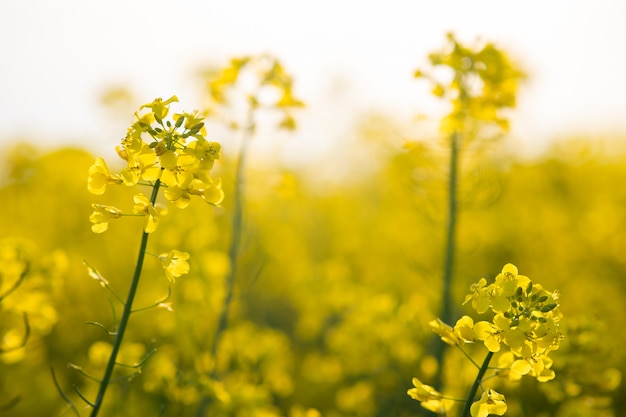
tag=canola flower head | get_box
[414,33,524,138]
[87,95,223,233]
[203,54,305,131]
[410,264,564,415]
[463,264,563,362]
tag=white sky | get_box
[1,0,626,162]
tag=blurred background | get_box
[2,0,626,160]
[1,1,626,417]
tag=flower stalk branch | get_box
[89,179,160,417]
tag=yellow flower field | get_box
[0,38,624,417]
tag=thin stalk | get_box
[431,130,460,391]
[195,111,254,417]
[90,179,161,417]
[209,110,253,372]
[460,351,494,417]
[441,130,460,328]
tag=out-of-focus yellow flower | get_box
[133,193,163,233]
[159,250,190,282]
[196,177,224,206]
[470,389,507,417]
[88,157,122,195]
[89,204,123,233]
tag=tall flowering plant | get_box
[409,264,563,417]
[64,96,223,416]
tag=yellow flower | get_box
[159,250,190,282]
[407,378,445,414]
[184,138,221,170]
[89,204,123,233]
[88,157,122,195]
[454,315,476,343]
[473,320,502,352]
[160,153,196,188]
[139,95,179,120]
[470,389,507,417]
[133,193,163,233]
[163,184,192,209]
[120,146,160,186]
[527,354,556,382]
[429,318,459,346]
[463,277,492,314]
[196,177,224,206]
[164,177,224,209]
[495,263,529,297]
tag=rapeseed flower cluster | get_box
[409,264,564,416]
[87,96,223,280]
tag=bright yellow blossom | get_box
[164,177,224,208]
[463,277,491,314]
[429,318,459,346]
[139,95,178,120]
[133,193,163,233]
[454,315,476,343]
[159,250,190,282]
[470,389,507,417]
[88,157,122,195]
[407,378,445,414]
[120,146,161,186]
[89,204,123,233]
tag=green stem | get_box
[209,111,252,372]
[441,130,459,327]
[90,179,161,417]
[195,111,254,417]
[460,351,494,417]
[431,130,460,391]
